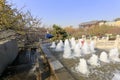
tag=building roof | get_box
[80,20,106,26]
[114,18,120,21]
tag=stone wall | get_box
[95,40,120,49]
[0,39,18,75]
[83,35,120,49]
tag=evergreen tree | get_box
[51,24,68,41]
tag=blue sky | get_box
[8,0,120,27]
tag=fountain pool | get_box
[48,40,120,80]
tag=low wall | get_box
[0,39,18,75]
[85,37,120,49]
[95,40,120,49]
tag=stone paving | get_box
[41,43,75,80]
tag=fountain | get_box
[78,39,84,48]
[50,42,56,48]
[59,40,64,48]
[63,45,72,59]
[100,51,110,63]
[109,48,120,62]
[63,39,73,58]
[75,58,89,75]
[64,39,70,48]
[81,41,90,55]
[55,40,64,51]
[48,37,120,80]
[88,54,100,66]
[89,40,96,53]
[112,71,120,80]
[70,37,76,49]
[74,43,82,57]
[55,42,63,51]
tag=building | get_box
[100,21,120,27]
[79,18,120,29]
[79,20,106,29]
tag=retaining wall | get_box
[0,39,18,75]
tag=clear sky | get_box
[8,0,120,27]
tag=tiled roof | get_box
[80,20,106,26]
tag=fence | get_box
[85,35,120,49]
